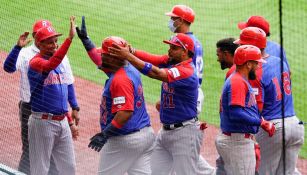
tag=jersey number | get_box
[163,94,175,108]
[272,72,291,101]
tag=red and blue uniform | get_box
[159,59,198,124]
[133,52,198,124]
[99,63,151,134]
[220,72,261,134]
[249,55,295,120]
[28,39,72,115]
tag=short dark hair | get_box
[216,38,239,55]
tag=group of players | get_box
[3,4,304,175]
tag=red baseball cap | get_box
[234,45,266,65]
[32,19,52,33]
[165,5,195,23]
[238,16,270,35]
[35,26,62,42]
[101,36,127,54]
[234,27,267,49]
[163,33,194,53]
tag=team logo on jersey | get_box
[168,68,180,78]
[247,93,257,107]
[137,85,143,96]
[113,96,125,105]
[252,88,259,95]
[136,85,144,108]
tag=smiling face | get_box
[167,44,187,64]
[37,36,59,57]
[100,53,126,72]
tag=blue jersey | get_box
[220,72,261,134]
[99,64,150,134]
[160,59,198,124]
[251,55,295,120]
[186,32,204,86]
[28,39,72,115]
[28,63,70,114]
[265,40,289,69]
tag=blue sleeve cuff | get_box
[68,84,79,108]
[103,123,121,137]
[81,38,95,51]
[3,45,22,73]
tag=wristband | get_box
[140,62,152,75]
[72,106,80,112]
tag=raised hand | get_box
[76,16,88,40]
[17,32,32,47]
[69,16,76,40]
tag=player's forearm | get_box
[30,38,72,73]
[68,84,79,109]
[229,106,261,126]
[103,111,133,137]
[3,45,22,73]
[127,53,168,82]
[135,50,168,66]
[87,48,102,66]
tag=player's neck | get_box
[176,25,190,33]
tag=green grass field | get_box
[1,0,306,158]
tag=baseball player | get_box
[76,16,155,174]
[109,33,205,175]
[215,38,238,175]
[237,15,290,68]
[234,27,305,175]
[165,4,204,115]
[27,16,76,175]
[3,19,79,175]
[128,5,214,174]
[215,45,275,175]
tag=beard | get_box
[168,57,180,65]
[248,69,257,80]
[220,61,228,70]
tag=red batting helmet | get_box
[163,33,194,53]
[101,36,127,54]
[238,16,270,35]
[35,26,62,43]
[234,45,266,65]
[165,5,195,23]
[32,19,52,33]
[234,27,267,49]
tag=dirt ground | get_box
[0,54,306,174]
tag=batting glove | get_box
[260,117,276,137]
[88,132,108,152]
[76,16,95,51]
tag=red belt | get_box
[222,132,252,139]
[41,113,67,121]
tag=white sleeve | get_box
[62,56,75,84]
[15,49,25,71]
